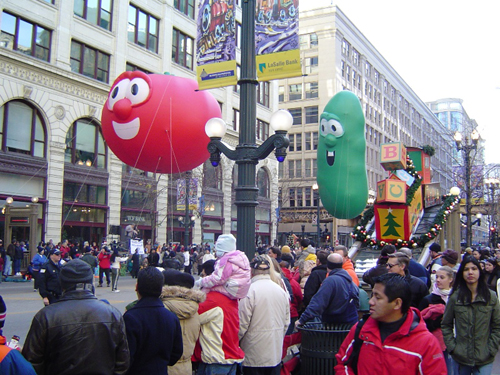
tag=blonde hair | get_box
[262,254,284,288]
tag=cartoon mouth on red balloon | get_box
[326,150,335,166]
[112,118,140,140]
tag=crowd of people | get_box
[1,235,500,374]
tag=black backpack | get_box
[344,314,370,374]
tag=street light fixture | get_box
[454,129,480,247]
[312,183,321,247]
[205,110,292,260]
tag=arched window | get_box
[257,168,270,198]
[65,119,107,169]
[0,100,46,157]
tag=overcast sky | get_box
[302,0,500,164]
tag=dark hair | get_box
[452,256,491,304]
[269,247,281,258]
[201,259,216,276]
[377,244,397,265]
[373,273,411,314]
[300,238,310,248]
[137,267,164,298]
[316,250,328,265]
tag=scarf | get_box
[431,282,452,304]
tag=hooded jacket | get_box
[342,259,359,286]
[335,308,447,374]
[161,285,206,375]
[199,250,251,300]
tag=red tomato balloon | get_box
[101,72,222,174]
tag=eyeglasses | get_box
[386,263,399,269]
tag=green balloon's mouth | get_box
[327,150,335,166]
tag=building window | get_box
[0,100,46,158]
[374,70,380,85]
[305,159,311,177]
[342,39,350,55]
[288,134,294,152]
[125,62,151,73]
[305,82,318,99]
[305,106,318,124]
[305,187,311,206]
[203,160,222,189]
[122,164,150,178]
[174,0,195,19]
[310,33,318,47]
[128,4,159,53]
[312,131,318,150]
[233,108,240,131]
[288,161,294,179]
[74,0,112,30]
[289,108,302,125]
[289,84,302,100]
[70,40,109,83]
[295,133,302,152]
[305,56,318,74]
[289,188,295,207]
[257,81,270,107]
[65,119,107,169]
[279,86,285,102]
[172,29,194,70]
[296,187,303,207]
[305,132,311,151]
[295,159,302,178]
[256,120,269,141]
[352,49,360,67]
[257,168,270,198]
[0,12,51,62]
[65,182,107,205]
[365,61,372,78]
[312,158,317,177]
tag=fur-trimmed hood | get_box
[160,285,206,320]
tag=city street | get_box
[0,274,140,347]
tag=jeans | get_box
[111,268,120,290]
[3,255,12,276]
[13,258,21,273]
[456,362,493,375]
[197,363,238,375]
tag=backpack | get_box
[344,313,370,374]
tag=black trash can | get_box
[297,322,353,374]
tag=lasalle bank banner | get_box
[196,0,237,90]
[196,0,301,89]
[255,0,301,81]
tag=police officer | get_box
[38,249,62,306]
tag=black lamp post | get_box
[485,178,500,247]
[454,129,480,247]
[179,171,195,247]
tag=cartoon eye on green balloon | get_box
[317,91,368,219]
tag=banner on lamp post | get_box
[176,178,199,211]
[196,0,237,90]
[255,0,301,81]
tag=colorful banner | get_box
[255,0,301,81]
[176,178,198,210]
[196,0,237,90]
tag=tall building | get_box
[277,6,454,247]
[0,0,280,250]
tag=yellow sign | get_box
[197,60,238,90]
[256,49,302,81]
[378,207,406,240]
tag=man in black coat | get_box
[386,252,429,308]
[38,249,62,306]
[123,267,183,375]
[303,250,329,307]
[23,259,129,374]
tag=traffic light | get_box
[491,227,496,233]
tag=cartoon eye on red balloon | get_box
[101,72,222,174]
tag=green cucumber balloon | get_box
[317,91,368,219]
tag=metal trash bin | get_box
[297,322,353,374]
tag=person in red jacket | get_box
[97,246,111,287]
[335,273,446,375]
[333,245,359,286]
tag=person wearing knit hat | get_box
[281,245,291,254]
[440,249,460,272]
[22,260,130,374]
[195,234,251,300]
[427,242,443,283]
[38,248,62,306]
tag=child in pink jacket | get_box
[196,234,251,300]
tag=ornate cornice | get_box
[0,53,108,105]
[64,163,109,186]
[0,152,47,177]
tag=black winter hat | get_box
[429,242,441,253]
[60,259,93,286]
[162,269,194,289]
